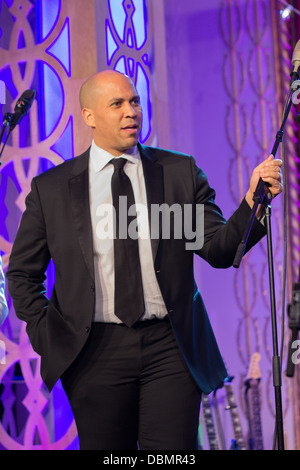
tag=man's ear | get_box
[82,107,95,128]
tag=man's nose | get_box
[124,102,137,117]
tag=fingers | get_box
[259,166,281,181]
[260,154,282,170]
[259,155,283,196]
[255,154,274,171]
[246,155,283,209]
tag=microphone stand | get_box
[233,79,297,451]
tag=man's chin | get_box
[122,137,139,151]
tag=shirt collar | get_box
[90,140,140,173]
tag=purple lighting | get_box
[0,0,77,450]
[105,0,152,143]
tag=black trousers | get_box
[61,317,201,450]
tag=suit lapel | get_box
[68,149,94,281]
[138,144,164,262]
[67,144,164,278]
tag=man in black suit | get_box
[7,70,282,450]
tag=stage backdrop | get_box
[0,0,299,450]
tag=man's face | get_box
[82,73,142,156]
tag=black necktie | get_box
[110,158,145,327]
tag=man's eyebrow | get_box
[131,94,140,101]
[109,97,123,103]
[108,95,140,103]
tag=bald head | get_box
[79,70,136,110]
[79,69,142,156]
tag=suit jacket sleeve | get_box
[7,177,51,354]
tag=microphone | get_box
[0,89,36,163]
[9,89,36,129]
[291,39,300,84]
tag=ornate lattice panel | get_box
[0,0,77,450]
[96,0,154,145]
[270,0,300,448]
[219,0,293,449]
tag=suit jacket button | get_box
[85,326,90,333]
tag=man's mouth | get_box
[122,124,138,134]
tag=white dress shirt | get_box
[0,256,8,326]
[89,140,167,323]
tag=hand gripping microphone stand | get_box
[232,67,300,450]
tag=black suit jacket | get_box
[7,144,266,393]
